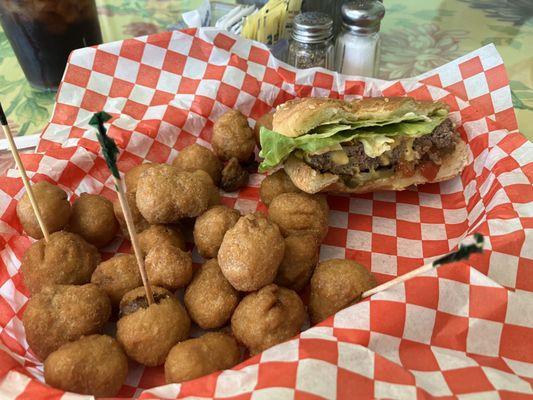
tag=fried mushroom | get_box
[23,284,111,360]
[268,192,329,239]
[231,284,305,355]
[91,254,142,308]
[116,286,191,366]
[68,193,118,248]
[184,259,239,329]
[21,231,100,295]
[220,157,249,192]
[44,335,128,397]
[212,110,255,162]
[275,233,320,291]
[136,165,213,223]
[138,224,186,255]
[193,169,221,207]
[193,205,240,259]
[259,169,302,206]
[218,213,285,291]
[124,163,157,193]
[165,332,240,384]
[145,244,192,290]
[17,181,71,239]
[172,144,222,184]
[309,259,377,324]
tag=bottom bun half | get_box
[283,138,468,194]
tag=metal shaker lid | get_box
[292,12,334,43]
[341,0,385,34]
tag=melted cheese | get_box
[359,136,395,158]
[307,143,343,155]
[344,168,394,187]
[330,150,350,165]
[379,154,391,166]
[403,138,419,162]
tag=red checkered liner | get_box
[1,28,532,399]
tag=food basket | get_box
[0,28,531,399]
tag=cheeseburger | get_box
[258,97,467,194]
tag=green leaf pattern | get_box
[380,24,469,80]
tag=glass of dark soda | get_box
[0,0,103,91]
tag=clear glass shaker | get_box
[302,0,345,34]
[335,0,385,77]
[287,12,335,70]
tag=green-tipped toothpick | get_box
[362,234,484,299]
[89,112,154,305]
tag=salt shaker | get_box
[335,0,385,76]
[287,12,335,70]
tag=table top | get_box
[0,0,531,140]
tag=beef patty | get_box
[305,118,456,176]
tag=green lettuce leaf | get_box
[258,128,296,171]
[258,116,447,172]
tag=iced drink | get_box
[0,0,103,90]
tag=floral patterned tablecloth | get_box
[0,0,531,139]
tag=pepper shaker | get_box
[287,12,335,70]
[302,0,345,34]
[335,0,385,76]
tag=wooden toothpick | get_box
[362,234,484,299]
[0,102,50,242]
[89,111,154,305]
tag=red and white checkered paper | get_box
[1,28,532,399]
